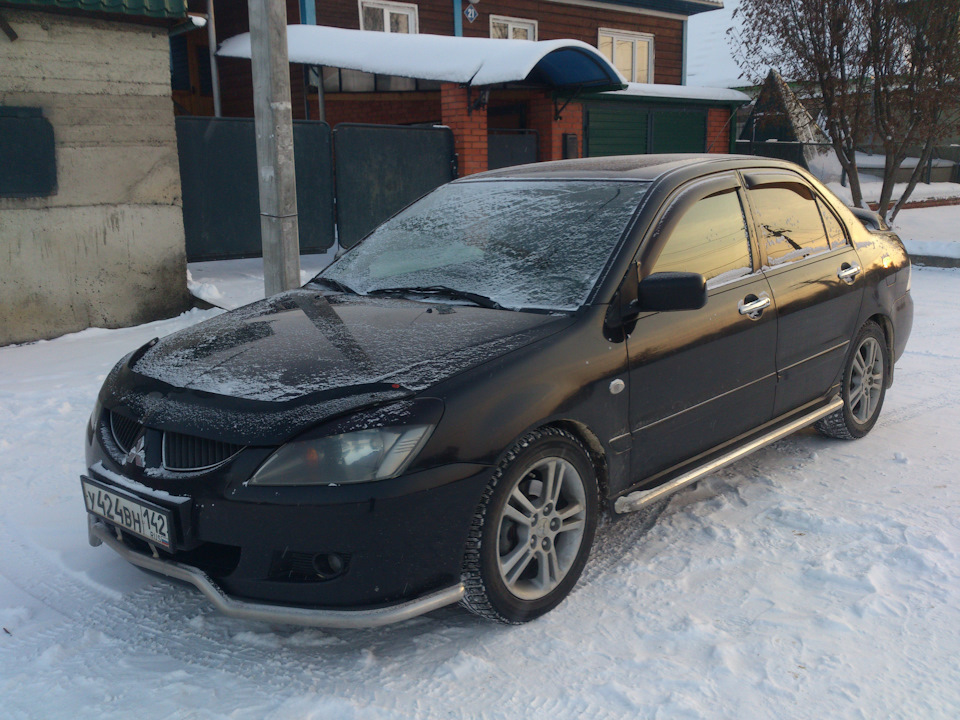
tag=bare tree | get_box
[870,0,960,221]
[733,0,960,221]
[733,0,872,207]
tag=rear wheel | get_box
[461,427,598,623]
[816,321,888,439]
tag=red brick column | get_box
[441,83,488,177]
[528,92,583,162]
[706,107,732,153]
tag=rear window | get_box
[748,183,830,266]
[817,197,848,249]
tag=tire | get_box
[816,321,889,440]
[461,427,599,624]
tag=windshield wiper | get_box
[368,285,501,309]
[312,277,357,294]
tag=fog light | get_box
[313,552,346,579]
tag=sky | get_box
[686,0,748,88]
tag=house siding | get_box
[217,0,309,119]
[314,0,684,85]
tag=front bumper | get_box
[88,517,465,628]
[83,457,492,622]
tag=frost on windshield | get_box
[322,180,649,311]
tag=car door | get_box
[742,172,865,416]
[625,174,778,485]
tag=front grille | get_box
[162,431,244,471]
[110,411,142,453]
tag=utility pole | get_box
[249,0,301,296]
[207,0,222,117]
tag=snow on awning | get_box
[603,82,751,104]
[217,25,626,90]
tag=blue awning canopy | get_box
[218,25,626,91]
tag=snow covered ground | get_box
[828,180,960,208]
[2,262,960,717]
[894,207,960,261]
[827,180,960,205]
[188,252,335,309]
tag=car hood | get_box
[103,289,571,444]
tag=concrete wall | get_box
[0,9,190,346]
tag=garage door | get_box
[650,110,707,153]
[584,105,648,157]
[584,105,707,156]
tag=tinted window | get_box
[653,190,753,284]
[817,197,848,249]
[322,180,649,311]
[748,183,830,266]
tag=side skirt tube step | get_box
[614,396,844,515]
[88,518,465,628]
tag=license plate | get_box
[81,477,173,549]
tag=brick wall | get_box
[441,84,487,176]
[528,94,582,162]
[706,107,731,153]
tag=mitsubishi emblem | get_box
[123,434,146,468]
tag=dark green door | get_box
[650,110,707,153]
[585,105,649,157]
[585,104,709,157]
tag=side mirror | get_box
[635,271,707,312]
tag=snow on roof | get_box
[603,82,750,103]
[218,25,625,89]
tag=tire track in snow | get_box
[0,510,683,720]
[0,516,536,719]
[0,518,374,707]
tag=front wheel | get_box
[816,321,888,439]
[461,427,599,623]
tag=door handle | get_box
[838,263,861,282]
[738,293,771,319]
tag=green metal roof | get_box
[2,0,187,19]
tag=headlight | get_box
[248,425,434,486]
[89,398,103,433]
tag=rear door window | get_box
[747,183,830,266]
[817,197,849,249]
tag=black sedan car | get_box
[82,155,913,626]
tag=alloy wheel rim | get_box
[495,457,587,601]
[849,336,884,423]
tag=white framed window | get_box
[598,28,654,83]
[358,0,419,33]
[490,15,538,41]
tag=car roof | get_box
[462,154,800,183]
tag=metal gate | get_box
[488,130,539,170]
[333,123,457,249]
[176,117,335,261]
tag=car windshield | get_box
[317,179,649,311]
